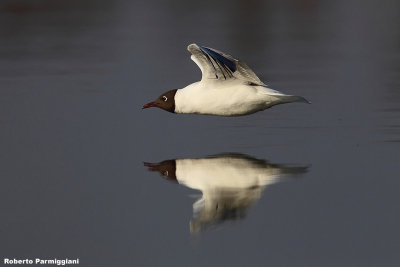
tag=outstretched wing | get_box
[187,43,264,85]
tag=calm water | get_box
[1,0,399,266]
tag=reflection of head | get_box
[144,154,309,233]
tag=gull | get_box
[143,44,310,116]
[144,153,308,232]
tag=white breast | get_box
[175,157,283,192]
[174,80,281,116]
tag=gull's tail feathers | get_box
[275,95,311,105]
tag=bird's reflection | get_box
[144,153,308,233]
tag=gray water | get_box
[1,0,399,266]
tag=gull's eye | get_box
[162,96,168,102]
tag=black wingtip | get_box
[198,45,237,72]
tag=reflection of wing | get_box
[187,44,264,85]
[190,186,264,233]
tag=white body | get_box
[174,80,287,116]
[175,157,283,191]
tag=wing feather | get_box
[187,43,264,85]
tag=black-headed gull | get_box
[144,153,308,232]
[143,44,310,116]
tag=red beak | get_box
[143,162,159,171]
[142,102,158,109]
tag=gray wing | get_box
[187,43,264,85]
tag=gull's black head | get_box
[144,160,177,181]
[142,89,177,113]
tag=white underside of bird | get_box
[174,80,304,116]
[175,157,283,190]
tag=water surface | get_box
[0,0,399,266]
